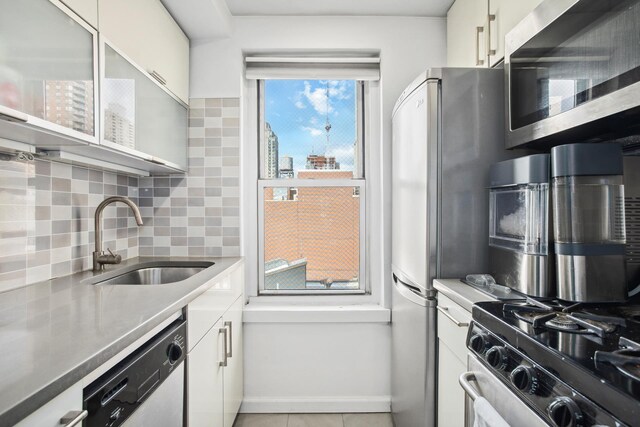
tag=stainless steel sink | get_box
[93,262,214,285]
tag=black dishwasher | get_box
[83,319,187,427]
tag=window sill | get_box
[243,303,390,324]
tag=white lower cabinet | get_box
[437,293,472,427]
[187,261,244,427]
[188,317,225,427]
[223,297,243,427]
[15,381,84,427]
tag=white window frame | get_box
[256,79,368,295]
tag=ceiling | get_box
[163,0,454,41]
[224,0,456,17]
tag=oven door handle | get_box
[459,371,481,401]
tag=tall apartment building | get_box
[104,103,135,149]
[265,122,279,178]
[44,80,94,135]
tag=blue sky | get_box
[264,80,357,173]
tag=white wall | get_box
[190,15,447,412]
[241,321,391,413]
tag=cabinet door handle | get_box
[224,321,233,358]
[487,14,497,56]
[59,410,88,427]
[219,327,228,367]
[150,70,167,85]
[437,306,469,327]
[475,26,485,66]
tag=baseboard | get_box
[240,396,391,413]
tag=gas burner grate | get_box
[546,315,581,331]
[595,349,640,382]
[503,299,619,337]
[615,306,640,323]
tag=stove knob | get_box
[167,341,183,364]
[547,397,583,427]
[510,365,538,394]
[469,333,489,354]
[485,346,509,370]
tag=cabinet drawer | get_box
[437,293,472,361]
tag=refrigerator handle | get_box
[392,273,436,306]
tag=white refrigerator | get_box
[390,68,516,427]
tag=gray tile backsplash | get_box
[0,159,139,292]
[138,98,241,258]
[0,97,240,293]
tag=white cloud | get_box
[325,80,351,100]
[326,145,354,161]
[302,81,331,115]
[294,80,352,115]
[301,126,323,137]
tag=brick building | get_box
[264,170,359,287]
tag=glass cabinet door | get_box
[102,43,187,171]
[0,0,97,141]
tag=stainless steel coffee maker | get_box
[551,143,627,302]
[488,154,554,297]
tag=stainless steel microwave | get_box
[505,0,640,149]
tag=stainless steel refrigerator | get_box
[391,68,515,427]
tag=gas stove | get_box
[469,298,640,427]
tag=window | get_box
[257,79,366,294]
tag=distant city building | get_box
[44,80,94,135]
[306,154,339,170]
[104,103,135,149]
[265,122,279,178]
[279,155,294,178]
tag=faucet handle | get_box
[98,248,122,265]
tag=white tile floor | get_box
[233,413,394,427]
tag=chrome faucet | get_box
[93,196,143,271]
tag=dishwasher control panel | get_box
[83,319,187,427]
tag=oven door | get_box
[460,354,548,427]
[505,0,640,148]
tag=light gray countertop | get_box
[0,256,242,426]
[433,279,498,312]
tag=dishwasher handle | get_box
[60,410,88,427]
[459,371,481,401]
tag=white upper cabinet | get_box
[60,0,98,28]
[0,0,98,145]
[447,0,490,68]
[102,43,188,170]
[487,0,543,67]
[99,0,190,103]
[447,0,542,68]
